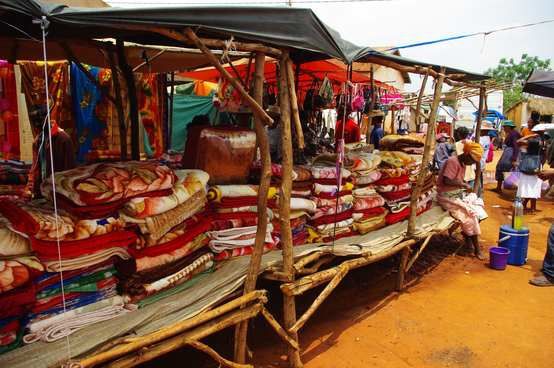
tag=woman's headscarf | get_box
[463,141,484,162]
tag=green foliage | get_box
[485,54,551,112]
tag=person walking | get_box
[494,120,521,193]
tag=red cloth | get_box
[0,200,40,235]
[316,190,352,200]
[129,219,211,258]
[310,209,353,227]
[385,203,430,225]
[335,119,360,145]
[56,188,173,219]
[214,196,258,208]
[375,175,410,186]
[292,230,308,246]
[381,189,411,201]
[31,230,137,260]
[353,206,386,218]
[0,285,36,319]
[313,178,349,185]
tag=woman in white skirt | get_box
[517,134,543,212]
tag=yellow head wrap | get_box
[463,141,484,162]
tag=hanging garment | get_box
[137,74,165,158]
[0,61,20,159]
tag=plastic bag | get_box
[503,171,520,190]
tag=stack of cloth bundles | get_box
[378,134,425,154]
[0,215,42,354]
[251,162,316,246]
[207,185,279,260]
[342,152,387,235]
[0,200,135,344]
[309,165,354,242]
[116,169,213,305]
[0,160,30,196]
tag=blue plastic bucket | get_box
[489,247,510,270]
[498,225,529,266]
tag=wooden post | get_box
[278,51,303,368]
[234,52,270,364]
[107,50,128,161]
[415,68,430,133]
[366,65,375,144]
[406,67,446,237]
[473,83,486,194]
[396,246,411,291]
[285,58,305,149]
[181,28,273,126]
[116,39,140,160]
[391,107,396,134]
[168,72,175,150]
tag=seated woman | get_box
[437,141,485,260]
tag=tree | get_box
[485,54,551,112]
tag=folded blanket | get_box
[379,167,410,179]
[208,185,278,202]
[312,204,353,221]
[0,257,43,294]
[214,242,277,261]
[375,182,411,193]
[123,169,209,218]
[41,161,176,207]
[207,224,274,252]
[36,268,117,300]
[313,177,350,185]
[316,190,353,200]
[313,182,354,196]
[311,166,351,180]
[353,213,387,234]
[24,296,129,344]
[353,195,385,211]
[352,206,387,221]
[351,170,382,185]
[123,252,214,302]
[30,230,137,261]
[0,285,36,319]
[387,201,410,214]
[0,318,20,351]
[250,162,299,181]
[385,204,429,225]
[271,197,317,214]
[126,233,209,275]
[0,215,31,257]
[352,186,379,197]
[122,189,207,242]
[381,189,412,202]
[315,217,353,232]
[378,151,415,168]
[42,247,131,272]
[346,152,382,172]
[34,260,112,293]
[312,194,353,208]
[375,175,410,187]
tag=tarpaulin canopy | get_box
[353,48,489,82]
[0,0,363,63]
[180,59,396,90]
[523,69,554,98]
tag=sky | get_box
[105,0,554,91]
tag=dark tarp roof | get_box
[353,48,489,82]
[523,69,554,98]
[0,0,362,63]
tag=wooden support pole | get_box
[76,291,266,368]
[396,246,411,291]
[107,50,128,161]
[281,239,417,297]
[188,341,253,368]
[168,72,175,150]
[278,50,303,368]
[116,39,140,160]
[260,307,299,351]
[289,266,348,333]
[406,67,446,237]
[366,65,375,144]
[234,52,270,364]
[182,28,273,127]
[293,251,324,273]
[473,83,486,194]
[391,107,396,135]
[285,57,305,149]
[406,234,433,272]
[297,255,335,275]
[415,68,430,132]
[107,303,263,368]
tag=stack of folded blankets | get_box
[0,214,42,354]
[0,160,30,197]
[206,184,279,260]
[0,200,133,345]
[378,134,425,155]
[309,165,354,242]
[251,163,316,246]
[345,151,388,235]
[116,168,213,305]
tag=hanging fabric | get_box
[0,61,19,159]
[136,73,165,158]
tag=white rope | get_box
[39,15,72,360]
